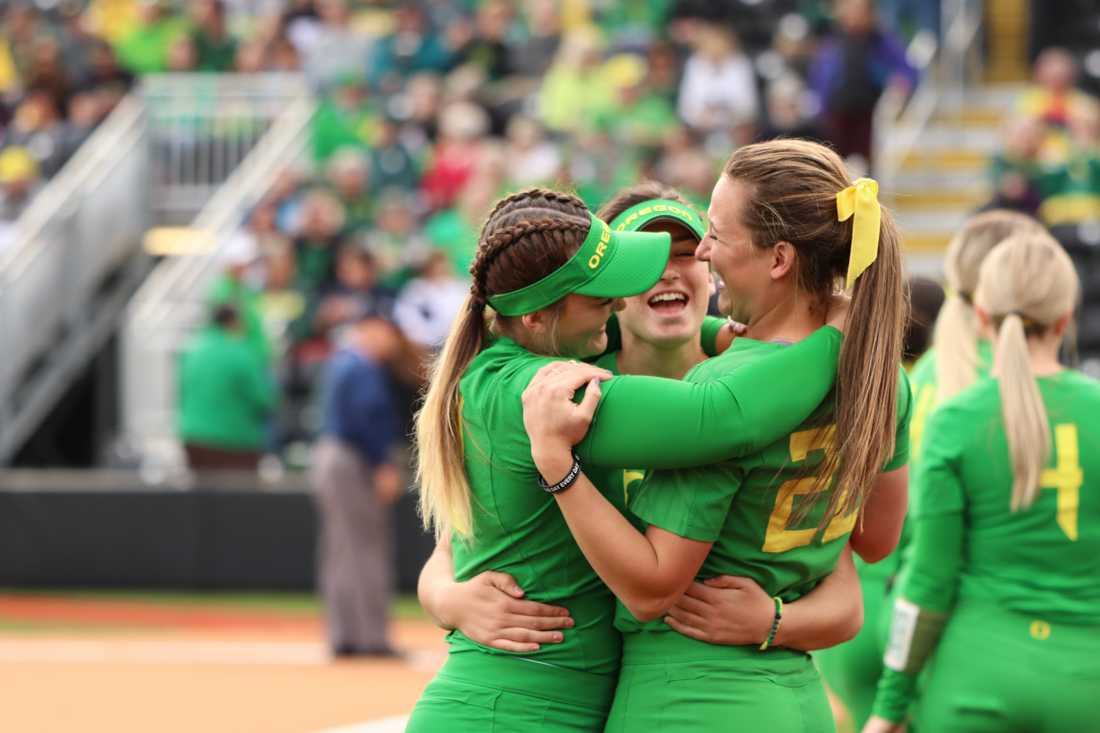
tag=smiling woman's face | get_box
[696,176,773,323]
[617,221,710,348]
[552,293,623,358]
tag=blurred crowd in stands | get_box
[989,47,1100,243]
[1,0,935,468]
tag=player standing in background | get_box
[816,208,1046,729]
[522,140,911,733]
[406,187,845,733]
[864,232,1100,733]
[416,183,863,664]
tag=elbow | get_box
[622,590,679,623]
[837,599,864,644]
[850,528,902,564]
[853,543,892,564]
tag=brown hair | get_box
[974,232,1078,511]
[723,139,907,527]
[596,181,696,226]
[934,210,1044,401]
[904,275,945,363]
[415,188,592,539]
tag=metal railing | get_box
[121,89,316,479]
[0,96,152,463]
[873,0,985,195]
[143,73,311,223]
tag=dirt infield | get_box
[0,592,446,733]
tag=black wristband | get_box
[537,453,582,494]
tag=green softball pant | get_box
[814,568,891,730]
[915,604,1100,733]
[404,651,616,733]
[605,631,835,733]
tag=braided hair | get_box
[416,188,592,539]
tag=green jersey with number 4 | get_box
[906,370,1100,620]
[617,336,912,633]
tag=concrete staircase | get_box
[883,84,1026,276]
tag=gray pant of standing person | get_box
[311,436,394,656]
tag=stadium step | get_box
[884,85,1020,264]
[890,189,990,210]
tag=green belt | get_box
[438,650,618,710]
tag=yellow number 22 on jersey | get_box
[763,426,858,553]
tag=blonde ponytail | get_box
[415,298,485,539]
[992,313,1050,510]
[975,232,1079,512]
[831,206,906,522]
[414,187,595,539]
[935,210,1044,402]
[932,294,981,401]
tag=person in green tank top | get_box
[417,184,863,665]
[816,208,1047,730]
[406,187,847,733]
[865,231,1100,733]
[523,140,911,733]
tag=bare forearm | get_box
[774,548,863,650]
[417,544,458,630]
[550,471,676,618]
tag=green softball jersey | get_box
[873,340,994,579]
[616,335,911,634]
[872,370,1100,722]
[449,327,842,674]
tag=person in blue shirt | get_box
[311,310,405,658]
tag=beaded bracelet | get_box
[758,596,784,651]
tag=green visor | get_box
[609,199,706,241]
[488,213,671,317]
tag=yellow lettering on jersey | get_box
[763,426,857,552]
[1039,423,1083,541]
[623,469,645,505]
[1030,620,1052,640]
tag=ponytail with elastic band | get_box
[836,177,882,289]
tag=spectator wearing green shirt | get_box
[178,305,276,471]
[114,0,190,74]
[311,77,381,164]
[324,148,374,234]
[190,0,237,72]
[291,189,345,299]
[207,236,271,368]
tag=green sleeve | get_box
[910,407,967,518]
[630,464,742,541]
[871,427,965,723]
[884,368,913,472]
[576,326,842,468]
[872,512,962,722]
[699,316,728,357]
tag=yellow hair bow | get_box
[836,177,882,289]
